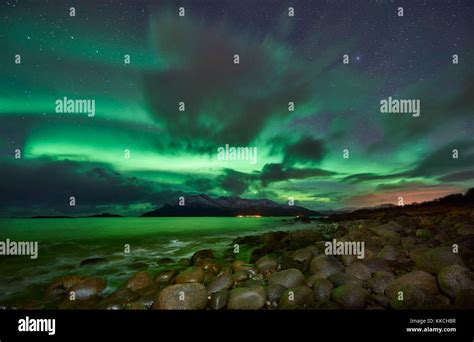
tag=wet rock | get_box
[157,257,174,265]
[104,288,136,304]
[370,224,401,245]
[346,261,371,281]
[228,286,266,310]
[309,255,344,278]
[203,271,217,285]
[153,269,176,284]
[268,268,305,289]
[458,225,474,236]
[367,271,395,294]
[341,255,357,266]
[152,283,208,310]
[207,272,233,294]
[292,248,313,263]
[255,255,278,273]
[377,245,403,262]
[328,272,362,287]
[370,294,390,308]
[190,249,215,265]
[126,302,147,310]
[231,271,249,283]
[389,284,433,309]
[415,247,463,274]
[69,278,107,300]
[278,286,314,309]
[385,271,438,301]
[195,258,221,274]
[79,257,108,267]
[416,229,433,240]
[281,230,324,250]
[305,274,321,287]
[331,284,369,309]
[135,284,162,309]
[178,258,191,267]
[209,289,229,310]
[266,283,287,303]
[45,275,89,297]
[125,271,153,292]
[438,265,474,299]
[409,247,431,262]
[401,236,417,250]
[232,260,256,275]
[240,279,265,288]
[174,266,205,284]
[370,222,404,235]
[312,278,333,302]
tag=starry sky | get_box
[0,0,473,217]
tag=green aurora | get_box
[0,0,473,216]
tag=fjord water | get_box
[0,217,306,304]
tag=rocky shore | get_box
[13,208,474,310]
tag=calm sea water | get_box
[0,217,312,303]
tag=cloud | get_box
[282,137,326,165]
[143,11,336,155]
[0,158,179,216]
[438,170,474,182]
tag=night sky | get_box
[1,0,473,216]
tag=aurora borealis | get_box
[0,0,473,216]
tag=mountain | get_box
[318,203,397,216]
[141,194,321,217]
[30,213,123,219]
[87,213,123,218]
[325,188,474,221]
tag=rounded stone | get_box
[415,247,463,274]
[209,289,229,310]
[153,269,176,284]
[313,278,333,302]
[278,286,314,309]
[255,255,278,273]
[69,278,107,300]
[207,272,233,294]
[228,286,266,310]
[309,255,344,278]
[174,266,205,284]
[385,270,438,300]
[346,262,371,281]
[152,283,208,310]
[438,265,474,299]
[268,268,305,289]
[331,284,368,309]
[125,271,153,292]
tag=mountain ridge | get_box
[141,194,321,217]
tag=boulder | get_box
[174,266,205,284]
[228,286,266,310]
[125,271,153,292]
[309,255,344,278]
[152,283,208,310]
[268,268,305,289]
[331,284,368,309]
[278,286,314,309]
[438,265,474,299]
[415,247,463,274]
